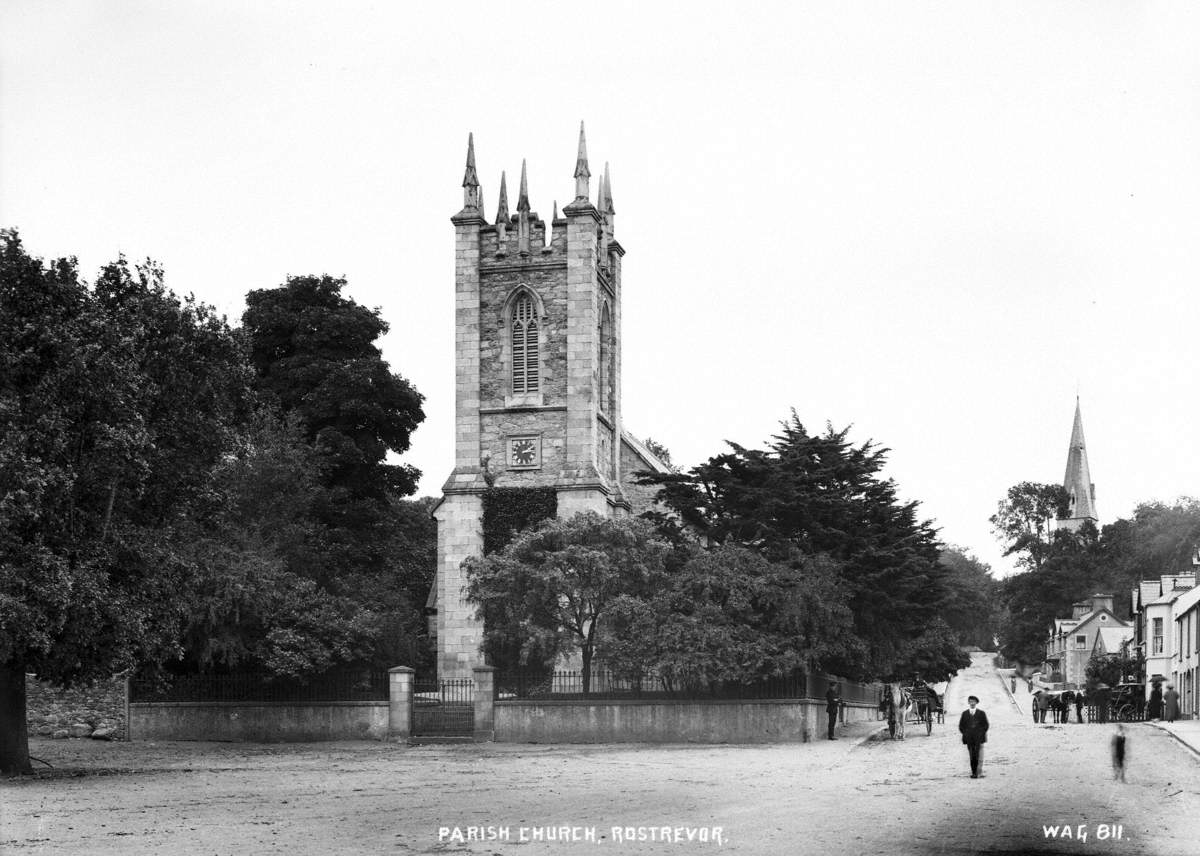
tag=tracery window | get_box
[511,292,539,394]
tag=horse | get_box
[884,683,914,739]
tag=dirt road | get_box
[3,653,1199,855]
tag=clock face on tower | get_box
[508,436,541,469]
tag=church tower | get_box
[1058,398,1098,532]
[431,125,653,678]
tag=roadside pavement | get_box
[1144,718,1200,759]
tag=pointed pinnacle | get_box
[574,121,591,179]
[462,132,479,188]
[495,171,509,223]
[517,159,530,212]
[602,162,615,214]
[552,201,559,220]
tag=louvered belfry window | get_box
[512,293,539,394]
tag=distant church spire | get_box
[1060,398,1098,531]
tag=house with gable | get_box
[1130,572,1196,699]
[1171,578,1200,720]
[1091,625,1135,664]
[1043,593,1131,688]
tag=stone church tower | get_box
[1058,398,1098,532]
[429,125,669,678]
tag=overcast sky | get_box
[4,1,1199,578]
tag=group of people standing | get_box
[1146,682,1181,722]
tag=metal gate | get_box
[412,677,475,738]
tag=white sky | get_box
[4,1,1199,579]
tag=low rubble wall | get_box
[26,673,127,741]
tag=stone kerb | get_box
[473,666,496,742]
[388,666,414,742]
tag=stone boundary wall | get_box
[26,674,127,741]
[128,701,390,742]
[494,698,880,744]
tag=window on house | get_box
[1153,617,1163,655]
[1075,635,1087,649]
[512,293,538,394]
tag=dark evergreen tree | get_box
[641,413,959,680]
[241,275,431,654]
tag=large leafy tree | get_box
[464,513,670,686]
[0,232,253,774]
[996,519,1103,665]
[989,481,1070,572]
[241,274,431,664]
[641,414,956,680]
[242,274,424,504]
[601,544,857,687]
[938,546,1001,651]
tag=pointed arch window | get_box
[511,292,539,394]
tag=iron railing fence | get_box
[1084,705,1146,723]
[129,669,389,703]
[412,677,475,703]
[807,674,880,706]
[495,669,823,701]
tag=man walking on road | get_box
[826,682,840,740]
[959,694,989,779]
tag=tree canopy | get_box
[992,484,1200,667]
[640,414,964,681]
[464,513,670,686]
[0,232,253,773]
[1,236,436,774]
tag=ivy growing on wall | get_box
[482,487,558,554]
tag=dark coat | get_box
[959,708,989,745]
[826,688,839,713]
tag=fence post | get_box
[388,666,414,742]
[473,666,495,742]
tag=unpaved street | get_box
[3,653,1199,855]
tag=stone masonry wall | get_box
[481,410,567,485]
[478,265,568,407]
[26,673,126,740]
[620,438,661,516]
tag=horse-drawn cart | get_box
[880,682,943,738]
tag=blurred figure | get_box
[1164,684,1180,723]
[1111,724,1127,782]
[1148,683,1163,721]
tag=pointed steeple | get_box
[601,162,614,214]
[495,171,509,224]
[573,121,591,202]
[517,159,530,213]
[517,159,531,256]
[461,132,480,211]
[1060,398,1098,529]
